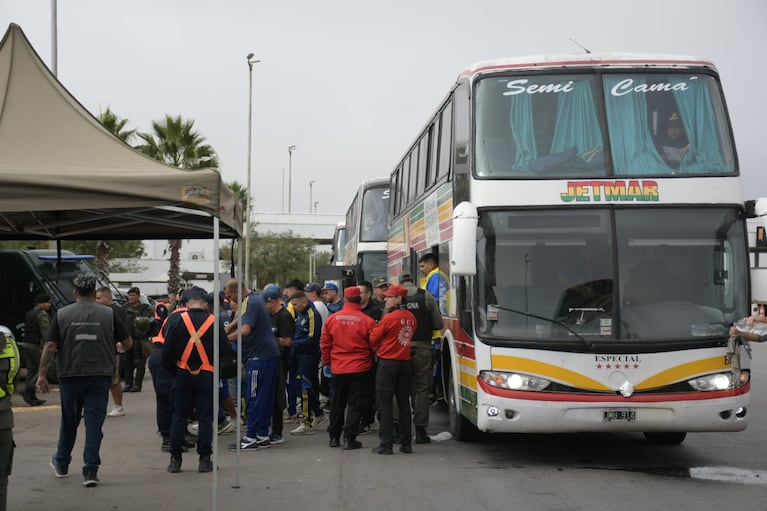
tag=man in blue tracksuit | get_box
[287,291,326,435]
[225,279,280,450]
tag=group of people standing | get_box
[28,251,448,486]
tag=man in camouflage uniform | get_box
[121,287,153,392]
[22,294,51,406]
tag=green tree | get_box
[227,180,249,215]
[99,106,137,143]
[96,107,139,273]
[221,231,321,288]
[136,115,219,294]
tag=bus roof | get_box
[359,177,389,190]
[459,53,716,80]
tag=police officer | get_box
[0,326,20,510]
[22,294,51,406]
[398,272,442,444]
[122,287,152,392]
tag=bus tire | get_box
[643,432,686,445]
[443,351,476,442]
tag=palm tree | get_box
[96,107,138,274]
[227,180,249,215]
[99,107,137,143]
[136,115,220,294]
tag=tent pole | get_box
[233,237,243,488]
[212,217,220,511]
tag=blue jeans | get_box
[245,357,279,439]
[170,369,214,455]
[54,377,111,474]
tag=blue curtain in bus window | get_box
[550,79,604,171]
[509,93,537,170]
[604,76,668,175]
[671,77,725,174]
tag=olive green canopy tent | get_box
[0,23,242,240]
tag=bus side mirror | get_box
[451,202,478,276]
[746,198,767,232]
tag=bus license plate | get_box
[603,409,636,422]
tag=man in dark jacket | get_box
[22,294,51,406]
[161,288,230,473]
[37,274,132,488]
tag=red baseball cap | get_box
[382,285,407,299]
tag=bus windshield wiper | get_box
[492,304,595,351]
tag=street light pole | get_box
[309,180,315,213]
[245,53,260,288]
[288,145,296,213]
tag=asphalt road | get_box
[8,343,767,511]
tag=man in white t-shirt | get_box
[304,283,329,323]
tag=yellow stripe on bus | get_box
[459,370,477,390]
[635,356,729,390]
[492,355,611,391]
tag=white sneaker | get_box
[311,413,329,428]
[290,423,315,435]
[107,405,126,417]
[187,422,199,435]
[218,420,236,434]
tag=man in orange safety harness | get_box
[160,287,232,473]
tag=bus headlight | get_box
[688,371,748,391]
[480,370,551,391]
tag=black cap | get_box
[127,287,140,294]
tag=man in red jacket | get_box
[320,286,376,450]
[370,285,416,455]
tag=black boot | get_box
[167,454,182,473]
[343,436,362,450]
[372,445,393,455]
[415,427,431,444]
[329,436,340,448]
[198,455,212,473]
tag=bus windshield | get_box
[475,207,747,342]
[358,251,388,283]
[475,72,735,178]
[360,187,390,242]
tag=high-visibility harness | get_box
[176,312,215,375]
[152,306,188,345]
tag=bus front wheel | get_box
[444,352,476,442]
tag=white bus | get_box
[344,177,390,283]
[387,53,752,444]
[329,221,347,266]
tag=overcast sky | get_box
[2,1,766,215]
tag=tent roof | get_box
[0,24,242,240]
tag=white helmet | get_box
[0,326,13,340]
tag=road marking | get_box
[12,405,60,413]
[690,466,767,485]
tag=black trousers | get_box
[376,359,412,448]
[0,427,13,511]
[329,371,368,439]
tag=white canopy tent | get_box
[0,23,242,240]
[0,23,246,509]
